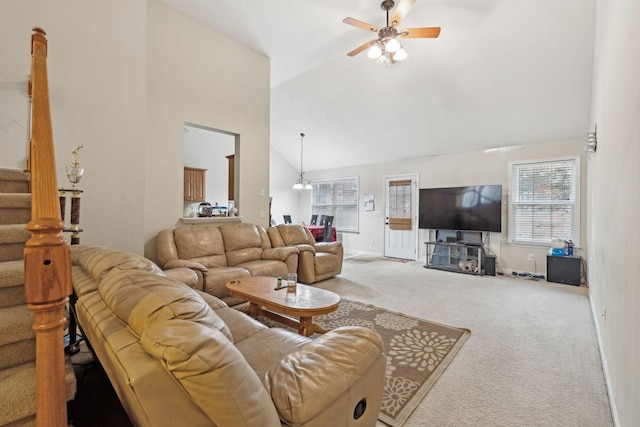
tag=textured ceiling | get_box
[158,0,595,172]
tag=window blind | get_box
[509,158,578,245]
[311,177,359,233]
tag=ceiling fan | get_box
[343,0,441,65]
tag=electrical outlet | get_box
[528,253,535,261]
[601,307,606,318]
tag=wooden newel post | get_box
[25,27,72,427]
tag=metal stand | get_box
[59,187,84,354]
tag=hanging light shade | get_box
[367,43,382,59]
[393,47,408,61]
[384,37,400,53]
[293,133,312,190]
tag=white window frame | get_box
[310,176,359,233]
[508,156,580,247]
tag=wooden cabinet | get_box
[184,167,206,202]
[226,155,235,201]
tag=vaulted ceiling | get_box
[158,0,595,172]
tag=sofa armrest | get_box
[264,327,385,425]
[295,244,316,255]
[315,241,342,254]
[163,259,208,274]
[163,267,199,288]
[262,246,299,262]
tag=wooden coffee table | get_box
[225,276,340,337]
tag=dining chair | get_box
[319,215,326,226]
[283,215,292,224]
[319,215,334,242]
[310,214,318,225]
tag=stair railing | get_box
[25,27,71,427]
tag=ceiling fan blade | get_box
[390,0,416,27]
[343,17,379,32]
[400,27,441,38]
[347,39,376,57]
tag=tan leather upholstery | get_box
[157,223,299,307]
[268,224,344,284]
[71,245,386,427]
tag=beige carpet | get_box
[318,257,613,427]
[321,299,469,426]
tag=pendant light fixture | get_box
[292,132,313,190]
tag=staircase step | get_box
[0,305,35,348]
[0,261,25,309]
[0,194,31,225]
[0,226,30,263]
[0,225,30,244]
[0,338,35,371]
[0,193,31,208]
[0,304,36,370]
[0,169,30,194]
[0,358,76,426]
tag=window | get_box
[311,177,359,233]
[509,157,579,246]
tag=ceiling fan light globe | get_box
[393,48,408,61]
[376,55,390,66]
[385,37,400,53]
[367,44,382,59]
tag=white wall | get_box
[278,138,587,276]
[269,148,303,225]
[0,0,271,260]
[1,0,147,252]
[588,0,640,424]
[145,0,271,259]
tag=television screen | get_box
[419,185,502,232]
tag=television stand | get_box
[424,241,486,275]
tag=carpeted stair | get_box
[0,168,76,426]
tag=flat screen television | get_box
[419,185,502,232]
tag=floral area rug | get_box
[257,299,470,426]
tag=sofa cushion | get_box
[173,226,228,267]
[141,320,281,427]
[220,223,264,266]
[276,224,311,246]
[72,245,164,283]
[236,328,309,378]
[214,307,268,343]
[99,271,233,342]
[235,259,288,279]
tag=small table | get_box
[225,276,340,336]
[305,225,337,242]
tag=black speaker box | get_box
[547,255,581,285]
[483,255,496,276]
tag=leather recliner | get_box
[157,223,299,307]
[268,224,343,284]
[70,244,385,427]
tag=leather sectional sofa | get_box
[268,224,343,284]
[156,223,299,307]
[70,244,386,427]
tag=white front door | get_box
[384,174,418,260]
